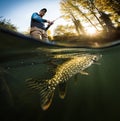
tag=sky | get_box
[0,0,64,34]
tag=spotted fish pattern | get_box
[26,53,102,110]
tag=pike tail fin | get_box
[25,78,55,110]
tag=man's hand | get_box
[45,20,54,31]
[47,20,54,25]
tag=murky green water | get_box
[0,43,120,121]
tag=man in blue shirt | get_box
[30,8,53,41]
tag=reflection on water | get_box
[26,53,102,110]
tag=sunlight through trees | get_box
[53,0,120,42]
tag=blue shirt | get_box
[30,12,47,30]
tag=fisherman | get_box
[30,8,53,41]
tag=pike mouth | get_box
[92,55,102,62]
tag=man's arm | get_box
[32,13,47,22]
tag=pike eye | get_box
[92,56,98,61]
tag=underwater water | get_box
[0,42,120,121]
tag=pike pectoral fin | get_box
[58,81,67,99]
[80,71,89,75]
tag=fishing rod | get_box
[45,15,63,31]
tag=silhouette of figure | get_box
[100,11,115,32]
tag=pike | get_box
[26,54,102,110]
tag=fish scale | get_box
[26,53,102,110]
[50,56,93,86]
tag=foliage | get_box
[0,17,17,31]
[53,0,120,42]
[95,0,120,27]
[54,24,76,36]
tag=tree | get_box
[95,0,120,27]
[54,24,76,36]
[60,0,101,33]
[99,11,115,32]
[0,17,17,31]
[60,0,120,34]
[60,0,85,35]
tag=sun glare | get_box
[86,27,97,35]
